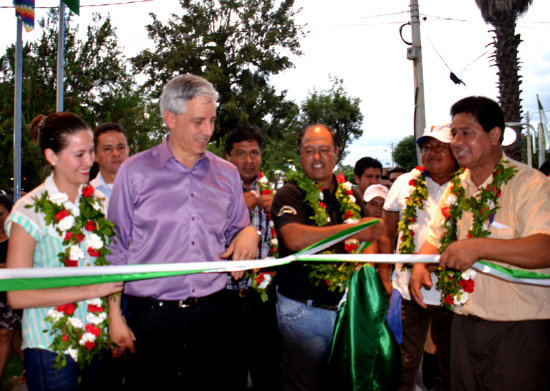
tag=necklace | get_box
[435,158,517,310]
[289,170,362,292]
[27,183,115,369]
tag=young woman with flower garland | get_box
[6,113,123,391]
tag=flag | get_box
[13,0,35,32]
[64,0,80,15]
[327,265,400,390]
[537,95,550,150]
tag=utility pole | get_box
[407,0,426,165]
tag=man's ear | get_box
[163,110,176,130]
[354,174,359,184]
[489,127,502,146]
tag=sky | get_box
[2,0,550,167]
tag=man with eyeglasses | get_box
[90,123,130,199]
[380,124,457,391]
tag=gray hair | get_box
[159,74,219,117]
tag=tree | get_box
[475,0,533,161]
[131,0,305,148]
[392,135,417,171]
[0,10,149,191]
[298,76,364,161]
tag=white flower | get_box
[258,274,272,290]
[326,217,331,223]
[274,170,282,175]
[49,192,69,206]
[271,238,278,246]
[446,194,458,205]
[454,292,469,305]
[69,245,84,261]
[47,309,63,322]
[487,199,496,210]
[319,191,324,201]
[411,168,421,179]
[259,176,268,184]
[79,332,97,345]
[86,233,104,250]
[58,215,75,231]
[92,200,102,211]
[461,268,477,280]
[342,182,352,191]
[269,220,274,228]
[68,317,83,329]
[86,298,102,306]
[87,312,107,325]
[64,347,79,362]
[348,195,356,204]
[344,218,359,225]
[70,206,80,217]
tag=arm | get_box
[243,191,259,211]
[7,223,123,310]
[440,234,550,271]
[256,194,274,214]
[108,294,135,357]
[382,210,399,250]
[374,234,394,296]
[279,216,383,253]
[220,225,260,279]
[409,241,439,309]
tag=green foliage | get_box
[298,76,363,161]
[392,135,417,171]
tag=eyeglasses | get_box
[420,142,447,154]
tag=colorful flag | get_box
[537,95,550,150]
[64,0,80,15]
[13,0,35,32]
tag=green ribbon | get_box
[327,265,400,390]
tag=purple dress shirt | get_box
[107,137,250,300]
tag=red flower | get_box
[458,279,475,293]
[345,242,358,253]
[258,172,264,179]
[84,341,96,350]
[85,324,101,337]
[87,304,103,313]
[63,259,79,267]
[57,303,76,316]
[64,232,73,242]
[441,206,451,218]
[62,334,68,341]
[444,295,454,306]
[344,210,354,220]
[55,209,69,222]
[336,173,346,183]
[408,179,417,187]
[82,185,94,198]
[76,234,84,243]
[496,190,502,198]
[467,233,472,239]
[88,248,100,257]
[319,202,327,208]
[261,189,273,195]
[415,166,425,172]
[85,221,96,231]
[346,190,353,195]
[256,274,265,284]
[325,280,331,286]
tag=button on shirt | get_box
[107,137,250,301]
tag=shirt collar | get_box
[159,136,210,169]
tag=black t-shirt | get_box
[271,179,364,307]
[0,240,7,264]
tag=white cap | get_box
[417,123,452,145]
[363,184,389,203]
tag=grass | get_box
[0,353,24,391]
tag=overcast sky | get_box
[2,0,549,167]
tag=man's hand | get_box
[409,263,433,309]
[109,297,136,357]
[354,217,385,243]
[256,194,274,214]
[243,191,259,211]
[439,239,481,271]
[220,225,259,279]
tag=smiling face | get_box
[300,125,338,186]
[164,95,216,167]
[95,130,129,182]
[226,139,262,188]
[420,138,456,182]
[46,129,95,197]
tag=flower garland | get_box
[435,158,517,310]
[397,166,428,261]
[288,171,363,292]
[26,184,115,370]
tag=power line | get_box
[1,0,153,9]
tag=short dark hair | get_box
[354,156,382,177]
[298,124,339,153]
[389,166,406,175]
[93,123,127,150]
[0,194,13,212]
[224,125,263,156]
[30,112,90,154]
[539,160,550,176]
[450,96,504,142]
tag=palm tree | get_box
[475,0,533,161]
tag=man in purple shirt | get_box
[107,74,259,389]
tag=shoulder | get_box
[384,171,413,210]
[274,181,303,202]
[205,151,239,175]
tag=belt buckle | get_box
[177,300,192,308]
